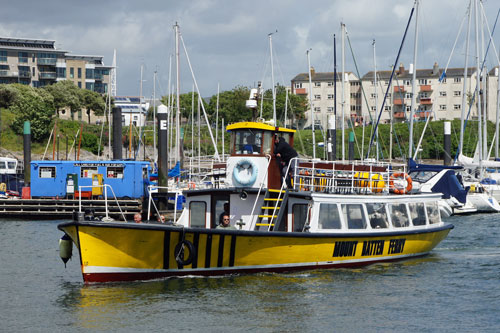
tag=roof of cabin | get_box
[226,121,295,133]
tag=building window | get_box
[384,81,389,85]
[327,94,334,99]
[385,106,391,111]
[371,106,376,111]
[350,81,360,86]
[454,91,461,97]
[78,68,82,79]
[0,51,6,62]
[404,80,411,85]
[18,52,28,63]
[39,166,56,178]
[371,80,375,85]
[371,93,377,98]
[440,105,447,110]
[314,95,321,100]
[328,82,334,86]
[406,106,411,112]
[70,67,74,78]
[81,167,98,178]
[454,104,461,110]
[418,79,427,85]
[314,82,321,87]
[85,68,94,79]
[420,92,428,98]
[32,67,35,76]
[294,83,302,88]
[405,93,412,99]
[314,107,321,112]
[327,107,334,112]
[441,78,447,83]
[78,82,82,88]
[439,91,447,97]
[454,77,462,83]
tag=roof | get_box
[291,71,354,82]
[361,66,477,80]
[226,121,296,133]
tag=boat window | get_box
[233,130,263,155]
[81,166,98,178]
[318,203,341,229]
[292,204,308,232]
[342,204,367,229]
[426,202,441,224]
[0,161,5,170]
[409,202,426,226]
[39,166,56,178]
[409,171,437,183]
[7,162,16,169]
[389,203,410,227]
[263,131,273,154]
[366,203,389,229]
[189,201,206,228]
[107,166,124,179]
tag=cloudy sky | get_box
[1,0,499,98]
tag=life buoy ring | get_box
[188,182,196,189]
[233,158,258,186]
[0,183,6,192]
[389,172,412,194]
[174,239,195,266]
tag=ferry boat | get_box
[58,121,453,283]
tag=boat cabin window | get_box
[318,203,341,229]
[366,203,389,229]
[81,166,98,178]
[232,130,263,155]
[39,166,56,178]
[292,204,309,232]
[426,202,440,224]
[189,201,206,228]
[107,166,124,179]
[409,202,426,226]
[389,203,410,227]
[263,131,273,154]
[7,161,16,170]
[409,171,437,183]
[0,161,6,170]
[342,204,367,229]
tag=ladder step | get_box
[256,223,275,226]
[268,189,285,193]
[258,215,278,218]
[261,206,280,210]
[264,198,283,201]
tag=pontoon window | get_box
[426,202,440,224]
[409,202,426,226]
[292,204,308,232]
[39,166,56,178]
[389,203,410,227]
[233,130,263,155]
[318,203,341,229]
[81,167,98,178]
[106,166,124,178]
[342,204,367,229]
[189,201,206,228]
[366,203,389,229]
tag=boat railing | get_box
[146,185,182,222]
[249,155,273,230]
[78,184,127,222]
[290,158,408,195]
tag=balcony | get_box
[37,58,57,66]
[420,85,432,92]
[394,112,405,119]
[419,98,432,105]
[394,85,405,93]
[39,72,57,79]
[19,71,31,78]
[393,98,404,105]
[295,88,307,95]
[416,111,432,119]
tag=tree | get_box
[9,84,54,141]
[80,89,106,123]
[0,84,20,108]
[43,80,82,119]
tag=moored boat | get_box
[58,121,453,283]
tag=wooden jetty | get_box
[0,198,142,219]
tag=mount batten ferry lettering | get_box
[332,241,358,257]
[388,239,406,254]
[361,240,384,256]
[333,238,407,257]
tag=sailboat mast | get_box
[460,1,472,157]
[153,70,157,163]
[373,39,379,161]
[307,49,316,159]
[175,23,181,165]
[269,32,277,125]
[474,0,483,175]
[409,0,419,159]
[341,22,346,162]
[215,83,219,149]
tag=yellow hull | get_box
[59,221,452,283]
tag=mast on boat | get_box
[269,31,277,125]
[408,0,419,159]
[306,49,316,159]
[341,22,346,162]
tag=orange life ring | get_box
[188,182,196,189]
[389,172,412,194]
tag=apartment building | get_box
[115,96,149,127]
[0,37,111,94]
[290,68,361,130]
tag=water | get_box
[1,214,499,332]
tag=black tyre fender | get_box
[174,239,195,266]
